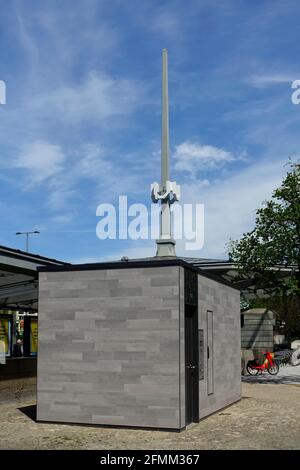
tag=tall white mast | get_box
[151,49,180,257]
[161,48,169,189]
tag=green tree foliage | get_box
[228,161,300,338]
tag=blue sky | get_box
[0,0,299,262]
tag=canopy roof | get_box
[0,245,68,311]
[0,245,295,310]
[116,256,295,300]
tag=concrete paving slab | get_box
[0,381,299,449]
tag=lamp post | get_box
[16,231,40,252]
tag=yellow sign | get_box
[0,317,11,356]
[30,318,38,355]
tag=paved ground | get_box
[0,368,300,450]
[242,362,300,385]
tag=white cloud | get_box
[246,74,298,88]
[46,186,76,211]
[76,145,110,178]
[103,157,288,261]
[13,2,119,82]
[73,144,147,198]
[177,157,287,258]
[30,72,144,126]
[14,141,65,184]
[174,141,236,173]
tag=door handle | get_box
[207,346,210,359]
[187,365,196,369]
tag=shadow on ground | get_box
[242,374,300,385]
[18,404,36,421]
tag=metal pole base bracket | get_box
[155,239,176,257]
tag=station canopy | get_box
[120,256,295,301]
[182,257,295,301]
[0,245,68,311]
[0,246,295,310]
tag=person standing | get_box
[12,339,23,357]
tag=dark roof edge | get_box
[38,258,239,291]
[0,245,69,266]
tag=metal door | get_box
[185,305,199,424]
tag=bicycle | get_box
[246,351,279,376]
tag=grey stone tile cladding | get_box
[37,266,182,429]
[197,273,241,419]
[37,263,241,429]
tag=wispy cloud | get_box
[177,157,288,258]
[13,141,65,184]
[1,0,299,261]
[246,74,299,88]
[29,72,145,126]
[72,144,148,198]
[104,156,288,261]
[174,141,238,173]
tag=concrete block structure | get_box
[37,258,241,430]
[241,308,275,350]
